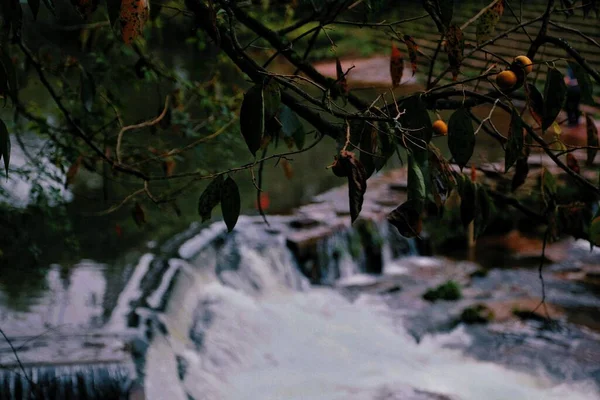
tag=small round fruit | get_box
[514,55,533,74]
[432,120,448,136]
[496,70,518,90]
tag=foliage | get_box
[423,280,462,301]
[1,0,600,265]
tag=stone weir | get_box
[0,168,419,399]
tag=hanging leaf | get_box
[390,42,403,87]
[525,83,544,127]
[459,176,476,228]
[107,0,121,27]
[541,167,557,202]
[220,176,240,232]
[350,120,378,179]
[335,57,348,94]
[279,104,305,150]
[475,184,494,237]
[132,202,146,227]
[240,84,264,156]
[65,155,83,187]
[445,24,464,81]
[388,200,423,238]
[0,50,18,104]
[403,35,418,76]
[335,151,367,223]
[568,60,594,105]
[567,153,580,174]
[373,122,395,171]
[198,175,224,222]
[505,109,523,172]
[586,114,598,166]
[119,0,149,44]
[0,119,9,178]
[281,158,294,180]
[27,0,39,20]
[71,0,99,19]
[448,107,475,169]
[476,0,504,45]
[589,216,600,246]
[439,0,454,29]
[80,67,95,112]
[407,153,426,211]
[397,95,433,151]
[511,157,529,191]
[163,158,176,177]
[542,67,567,130]
[263,78,281,121]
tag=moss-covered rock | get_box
[422,280,462,302]
[460,304,494,324]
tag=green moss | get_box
[460,304,494,324]
[423,280,462,302]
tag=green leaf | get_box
[198,175,224,222]
[589,216,600,246]
[542,67,567,130]
[525,83,544,127]
[586,114,598,166]
[240,84,264,157]
[476,0,504,45]
[280,104,305,150]
[448,107,475,169]
[407,153,426,211]
[0,119,9,178]
[439,0,454,29]
[80,67,95,113]
[0,50,18,104]
[388,199,423,238]
[475,184,494,237]
[374,122,395,171]
[459,176,476,228]
[27,0,39,19]
[347,154,367,223]
[541,166,557,201]
[397,95,433,151]
[106,0,121,27]
[263,78,281,121]
[568,61,594,105]
[505,109,523,172]
[511,157,529,191]
[220,176,241,232]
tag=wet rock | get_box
[289,217,320,229]
[176,355,188,381]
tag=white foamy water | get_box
[147,277,599,400]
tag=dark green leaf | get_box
[459,176,476,228]
[511,157,529,191]
[505,109,523,172]
[448,107,475,169]
[27,0,39,20]
[132,202,146,227]
[374,122,395,171]
[220,176,240,232]
[198,175,224,222]
[240,84,264,157]
[590,216,600,246]
[439,0,454,29]
[586,114,598,166]
[0,50,18,104]
[568,61,594,105]
[525,83,544,126]
[106,0,121,27]
[542,67,567,130]
[263,78,281,121]
[80,67,95,113]
[541,167,557,200]
[397,95,433,150]
[0,119,9,178]
[388,199,422,238]
[475,184,494,237]
[351,120,377,178]
[280,104,305,150]
[408,153,426,211]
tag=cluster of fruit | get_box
[431,55,533,136]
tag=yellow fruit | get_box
[514,55,533,74]
[496,70,518,90]
[432,120,448,136]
